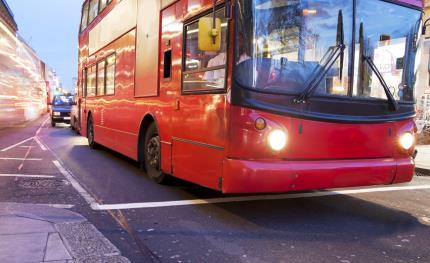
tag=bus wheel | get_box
[87,116,97,149]
[144,123,168,184]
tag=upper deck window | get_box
[99,0,108,12]
[81,0,113,32]
[80,1,89,31]
[88,0,99,24]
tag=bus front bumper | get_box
[222,157,414,193]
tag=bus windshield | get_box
[235,0,421,102]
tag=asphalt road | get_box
[0,115,430,263]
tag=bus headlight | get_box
[399,132,414,150]
[268,129,287,151]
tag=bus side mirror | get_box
[198,17,222,52]
[422,25,427,36]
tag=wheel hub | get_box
[147,136,160,169]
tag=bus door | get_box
[171,8,229,190]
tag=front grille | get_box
[60,112,70,117]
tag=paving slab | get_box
[0,202,86,223]
[44,232,73,262]
[0,232,48,263]
[0,215,55,235]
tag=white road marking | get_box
[0,158,42,161]
[34,136,47,151]
[93,184,430,210]
[0,174,55,178]
[36,118,49,135]
[1,137,34,152]
[52,160,99,209]
[42,204,75,209]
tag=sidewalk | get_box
[0,203,130,263]
[416,145,430,172]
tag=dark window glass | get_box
[183,8,228,92]
[164,50,172,79]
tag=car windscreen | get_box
[53,96,74,106]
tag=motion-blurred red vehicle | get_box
[76,0,422,193]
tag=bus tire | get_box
[144,122,168,184]
[87,115,97,149]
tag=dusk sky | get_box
[7,0,82,92]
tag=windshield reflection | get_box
[235,0,421,102]
[53,96,74,107]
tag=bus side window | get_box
[182,7,228,93]
[105,54,116,95]
[97,60,106,96]
[82,69,87,97]
[87,65,97,97]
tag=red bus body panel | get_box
[77,0,418,193]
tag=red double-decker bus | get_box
[77,0,422,193]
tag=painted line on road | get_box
[42,204,75,209]
[93,184,430,210]
[0,158,42,161]
[52,160,99,209]
[1,137,34,152]
[35,118,49,135]
[0,174,55,179]
[34,136,47,151]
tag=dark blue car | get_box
[50,95,75,127]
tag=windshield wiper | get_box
[358,23,399,111]
[294,10,345,104]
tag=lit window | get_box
[88,0,99,23]
[86,65,97,97]
[80,2,89,31]
[99,0,108,12]
[97,61,105,96]
[106,54,116,95]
